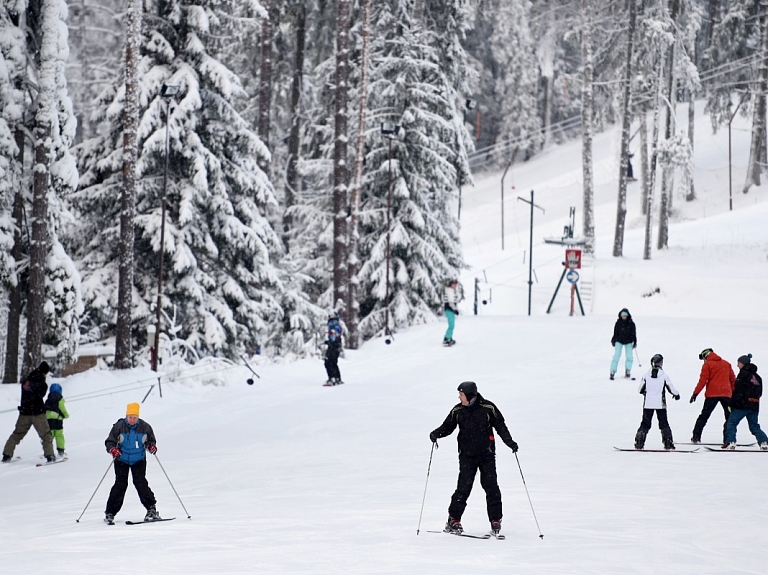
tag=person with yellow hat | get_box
[103,402,161,524]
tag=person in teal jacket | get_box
[103,402,161,524]
[45,383,69,458]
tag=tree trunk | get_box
[644,65,664,260]
[258,0,275,174]
[640,103,650,216]
[686,90,696,201]
[332,0,350,311]
[23,0,59,375]
[77,0,91,142]
[743,1,768,194]
[283,2,306,250]
[3,130,25,383]
[612,0,637,257]
[114,0,142,369]
[580,0,595,254]
[346,0,371,350]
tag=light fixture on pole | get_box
[380,122,400,343]
[152,82,179,372]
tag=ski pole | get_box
[75,459,114,522]
[514,452,544,539]
[634,346,642,367]
[152,453,192,519]
[416,442,436,535]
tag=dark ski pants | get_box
[3,413,54,458]
[448,455,502,522]
[324,344,341,381]
[106,459,156,516]
[635,409,673,448]
[692,397,730,442]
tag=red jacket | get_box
[693,352,735,398]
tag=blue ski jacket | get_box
[105,418,157,465]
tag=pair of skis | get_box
[426,529,505,540]
[106,517,176,526]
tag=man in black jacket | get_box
[430,381,519,536]
[2,362,56,462]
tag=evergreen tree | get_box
[72,0,283,360]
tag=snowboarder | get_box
[2,361,56,463]
[690,348,735,445]
[443,279,459,346]
[429,381,519,537]
[634,354,680,450]
[45,383,69,458]
[323,310,343,386]
[724,354,768,450]
[104,403,161,525]
[610,308,637,380]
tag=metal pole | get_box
[152,453,192,519]
[528,190,534,316]
[473,277,479,315]
[384,136,392,336]
[416,443,436,535]
[153,98,172,372]
[75,459,114,522]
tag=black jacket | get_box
[431,394,516,459]
[19,367,49,416]
[611,308,637,346]
[730,363,762,412]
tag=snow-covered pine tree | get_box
[356,0,466,339]
[72,0,283,360]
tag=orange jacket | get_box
[693,352,735,398]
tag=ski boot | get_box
[724,443,736,450]
[444,517,463,534]
[104,513,115,525]
[57,449,66,458]
[490,519,501,536]
[761,443,768,451]
[625,369,632,378]
[1,454,11,463]
[609,372,615,381]
[663,440,675,451]
[144,506,161,522]
[45,454,56,463]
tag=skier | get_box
[610,308,637,380]
[634,354,680,450]
[45,383,70,458]
[626,153,636,182]
[443,279,459,346]
[2,361,56,463]
[323,310,343,386]
[724,354,768,450]
[104,403,161,525]
[429,381,519,537]
[690,348,735,445]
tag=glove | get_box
[429,432,437,444]
[673,394,680,401]
[147,444,157,455]
[610,341,615,347]
[109,447,121,459]
[689,394,697,404]
[633,342,637,349]
[509,440,519,453]
[454,309,460,316]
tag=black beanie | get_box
[457,381,477,400]
[738,354,752,365]
[39,361,50,374]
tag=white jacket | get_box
[443,286,458,312]
[638,367,679,409]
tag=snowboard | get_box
[613,447,699,453]
[703,446,768,453]
[678,442,756,447]
[36,457,68,467]
[322,380,344,387]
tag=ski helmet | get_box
[650,354,663,368]
[698,348,713,360]
[50,383,62,394]
[457,381,477,400]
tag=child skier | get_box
[45,383,69,458]
[634,354,680,450]
[323,310,343,386]
[724,354,768,450]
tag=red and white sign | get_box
[565,249,582,270]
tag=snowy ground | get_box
[1,104,767,574]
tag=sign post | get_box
[547,249,585,316]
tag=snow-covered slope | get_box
[1,104,767,574]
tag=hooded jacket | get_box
[431,393,516,459]
[18,367,49,416]
[730,363,762,412]
[693,351,735,398]
[611,309,637,346]
[45,391,69,429]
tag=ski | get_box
[613,447,699,453]
[36,457,68,467]
[489,532,506,540]
[426,530,491,539]
[678,442,755,447]
[703,447,768,453]
[125,518,176,525]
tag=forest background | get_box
[0,0,766,379]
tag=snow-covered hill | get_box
[1,104,767,574]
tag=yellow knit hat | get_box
[126,402,140,417]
